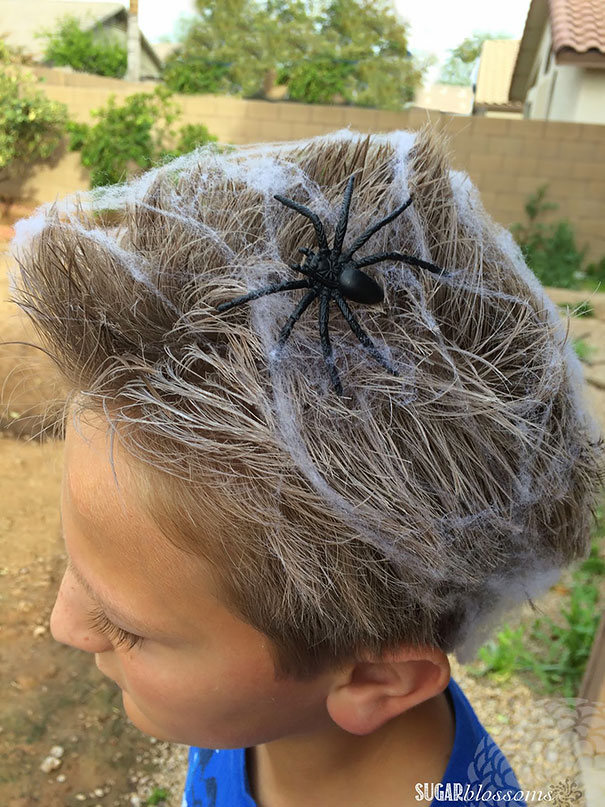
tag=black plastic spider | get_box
[217,174,449,395]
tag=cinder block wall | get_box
[3,68,605,261]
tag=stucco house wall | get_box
[514,0,605,124]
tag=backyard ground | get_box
[1,233,604,807]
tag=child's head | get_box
[11,127,604,700]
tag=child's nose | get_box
[50,568,113,654]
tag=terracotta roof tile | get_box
[549,0,605,55]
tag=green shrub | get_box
[572,337,597,364]
[41,16,127,78]
[558,301,594,318]
[68,87,219,187]
[285,56,357,105]
[471,511,605,699]
[145,788,170,806]
[163,55,233,95]
[169,123,219,158]
[0,39,68,178]
[585,256,605,287]
[511,185,588,289]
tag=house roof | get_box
[510,0,605,100]
[0,0,161,70]
[474,39,523,110]
[549,0,605,61]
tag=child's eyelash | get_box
[85,604,144,651]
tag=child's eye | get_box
[85,604,145,651]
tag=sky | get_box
[73,0,532,78]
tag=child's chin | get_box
[120,690,176,743]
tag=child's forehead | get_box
[64,418,133,520]
[63,413,223,599]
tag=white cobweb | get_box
[10,127,603,660]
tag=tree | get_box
[40,15,127,78]
[438,31,512,87]
[0,39,68,182]
[164,0,424,109]
[67,86,220,187]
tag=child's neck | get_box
[247,689,455,807]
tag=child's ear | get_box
[325,646,450,736]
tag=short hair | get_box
[10,127,604,679]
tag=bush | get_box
[285,56,357,105]
[585,256,605,288]
[163,56,232,95]
[41,16,127,78]
[68,87,220,187]
[0,39,68,179]
[470,507,605,699]
[511,185,588,289]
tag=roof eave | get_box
[509,0,550,101]
[474,101,524,112]
[80,8,163,72]
[555,47,605,68]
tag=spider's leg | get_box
[332,175,355,257]
[217,280,311,312]
[287,261,314,279]
[355,251,449,277]
[342,197,413,260]
[275,288,319,352]
[334,292,399,377]
[319,290,343,396]
[274,193,330,253]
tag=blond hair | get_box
[10,127,604,678]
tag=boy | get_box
[10,127,604,806]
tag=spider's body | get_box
[217,175,448,395]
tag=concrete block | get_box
[508,119,546,139]
[558,140,600,162]
[469,153,503,175]
[278,102,317,123]
[309,105,348,126]
[522,138,558,158]
[488,135,525,157]
[543,121,582,141]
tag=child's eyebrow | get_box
[65,554,156,636]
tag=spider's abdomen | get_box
[338,265,384,305]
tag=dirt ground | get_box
[1,234,605,807]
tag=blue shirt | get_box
[181,676,527,806]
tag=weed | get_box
[470,517,605,697]
[145,788,170,806]
[572,337,598,364]
[558,301,595,318]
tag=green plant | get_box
[511,185,588,289]
[558,301,594,318]
[170,123,219,157]
[475,625,530,682]
[0,38,68,179]
[585,256,605,287]
[145,788,170,806]
[285,55,357,105]
[163,56,233,94]
[471,515,605,697]
[68,87,219,187]
[572,337,598,364]
[40,15,127,78]
[164,0,425,108]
